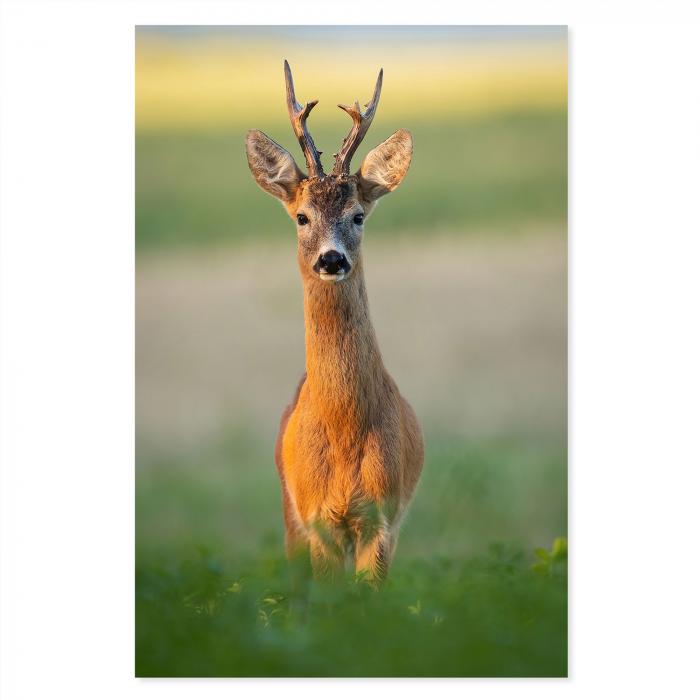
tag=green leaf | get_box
[534,547,550,561]
[408,600,422,616]
[552,537,568,560]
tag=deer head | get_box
[246,61,413,283]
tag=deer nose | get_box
[317,250,347,275]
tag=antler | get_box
[284,60,324,179]
[332,69,383,176]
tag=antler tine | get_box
[284,60,324,179]
[332,68,383,176]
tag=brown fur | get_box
[278,258,424,581]
[246,120,421,582]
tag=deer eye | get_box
[297,213,309,225]
[353,213,364,225]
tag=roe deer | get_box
[246,61,423,584]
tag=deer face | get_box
[245,62,412,283]
[292,176,364,282]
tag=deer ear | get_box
[357,129,413,203]
[246,129,304,203]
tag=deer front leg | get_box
[355,530,394,583]
[354,507,395,583]
[282,488,311,613]
[308,521,346,583]
[352,498,399,584]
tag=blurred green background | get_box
[136,26,568,677]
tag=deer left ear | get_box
[246,129,304,203]
[357,129,413,203]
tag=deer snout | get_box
[314,250,350,276]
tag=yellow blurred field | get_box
[136,28,567,130]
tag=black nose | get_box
[317,250,347,275]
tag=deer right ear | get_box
[357,129,413,203]
[246,129,304,203]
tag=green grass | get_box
[136,541,566,677]
[136,110,567,251]
[136,434,567,676]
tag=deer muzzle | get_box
[314,250,351,279]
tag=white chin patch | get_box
[319,271,346,283]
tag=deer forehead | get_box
[293,177,363,217]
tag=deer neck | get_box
[301,257,384,428]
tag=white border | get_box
[2,1,700,698]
